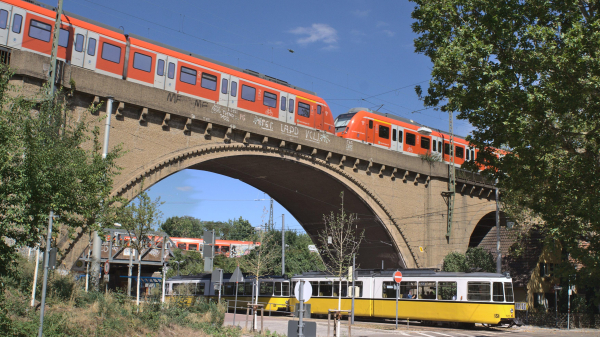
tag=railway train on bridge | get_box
[166,269,518,327]
[0,0,485,168]
[170,237,260,258]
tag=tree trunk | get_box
[338,278,342,310]
[136,257,141,309]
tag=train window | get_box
[467,282,491,301]
[177,243,186,250]
[12,14,22,34]
[420,137,430,150]
[87,37,96,56]
[194,283,205,295]
[241,85,256,102]
[319,281,333,297]
[456,146,464,158]
[101,42,122,64]
[201,73,217,91]
[133,52,152,72]
[433,139,437,152]
[368,120,373,129]
[504,283,514,302]
[310,281,318,296]
[471,150,475,160]
[382,282,396,298]
[244,282,253,295]
[157,59,165,76]
[438,141,442,152]
[221,78,228,94]
[167,62,175,79]
[223,283,235,296]
[289,99,294,113]
[333,281,348,297]
[75,34,84,52]
[493,282,504,302]
[259,282,273,296]
[180,66,197,85]
[399,281,417,299]
[275,282,282,296]
[237,283,244,296]
[438,282,457,300]
[189,244,197,251]
[379,125,390,139]
[28,20,51,42]
[58,28,69,48]
[348,281,363,297]
[231,81,237,97]
[466,148,470,160]
[280,96,286,111]
[317,105,322,115]
[263,91,277,108]
[392,129,397,142]
[418,281,436,299]
[399,131,403,143]
[298,102,310,118]
[282,282,290,297]
[0,10,7,29]
[444,143,450,155]
[406,133,416,146]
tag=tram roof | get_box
[292,269,510,279]
[166,273,288,282]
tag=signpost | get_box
[211,268,223,302]
[394,271,402,329]
[230,266,244,326]
[554,285,562,327]
[294,280,312,337]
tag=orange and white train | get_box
[0,0,487,167]
[170,237,260,258]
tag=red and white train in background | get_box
[0,0,483,165]
[169,237,260,258]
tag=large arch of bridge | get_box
[114,144,414,269]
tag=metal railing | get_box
[455,168,494,186]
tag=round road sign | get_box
[294,280,313,302]
[104,262,110,274]
[394,271,402,283]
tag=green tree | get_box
[442,247,495,273]
[442,252,468,272]
[160,216,204,238]
[226,217,256,241]
[411,1,600,280]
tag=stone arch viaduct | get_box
[9,50,502,270]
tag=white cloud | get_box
[352,9,371,17]
[376,21,390,28]
[382,30,396,37]
[289,24,338,45]
[176,186,192,191]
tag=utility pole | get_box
[48,0,63,97]
[281,214,285,276]
[495,178,501,273]
[444,111,456,239]
[38,211,55,337]
[268,197,274,231]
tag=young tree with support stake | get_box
[117,188,163,308]
[318,192,364,332]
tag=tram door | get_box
[70,27,88,68]
[7,6,25,50]
[218,73,230,107]
[153,53,166,89]
[0,3,12,46]
[83,31,99,71]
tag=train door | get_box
[83,31,99,70]
[71,27,87,68]
[287,94,296,124]
[219,73,230,106]
[0,3,12,46]
[391,125,400,151]
[7,6,25,50]
[153,53,166,89]
[279,92,288,123]
[315,104,324,130]
[365,118,374,143]
[164,57,177,92]
[228,75,239,108]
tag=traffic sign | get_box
[104,262,110,274]
[294,280,312,302]
[394,271,402,283]
[229,266,244,283]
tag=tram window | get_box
[310,281,318,296]
[368,120,373,129]
[418,281,436,299]
[87,37,96,56]
[12,14,22,34]
[399,131,403,143]
[466,149,470,160]
[75,34,84,52]
[194,283,205,295]
[456,146,464,158]
[493,282,505,302]
[101,42,122,64]
[281,97,286,111]
[58,28,70,48]
[275,282,282,296]
[348,281,363,297]
[392,129,397,142]
[291,282,296,295]
[260,282,273,296]
[406,133,416,146]
[289,99,294,113]
[28,20,51,42]
[471,150,475,159]
[298,102,310,118]
[237,283,244,295]
[157,59,165,76]
[177,243,186,250]
[467,282,491,301]
[167,62,175,79]
[263,91,277,108]
[224,282,235,296]
[221,78,228,94]
[504,283,514,302]
[438,282,457,300]
[231,81,237,97]
[244,282,253,295]
[444,143,450,155]
[399,281,417,299]
[282,282,290,297]
[241,85,256,102]
[133,52,152,72]
[433,139,437,152]
[0,10,7,29]
[222,246,230,254]
[201,73,217,90]
[382,281,396,298]
[319,281,333,297]
[333,281,348,297]
[439,141,442,152]
[379,125,390,139]
[420,137,430,150]
[189,244,197,251]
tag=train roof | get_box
[292,269,510,279]
[342,107,468,140]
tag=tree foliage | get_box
[411,0,600,279]
[160,216,256,241]
[442,247,495,273]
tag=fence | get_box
[517,311,600,329]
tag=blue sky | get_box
[39,0,473,233]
